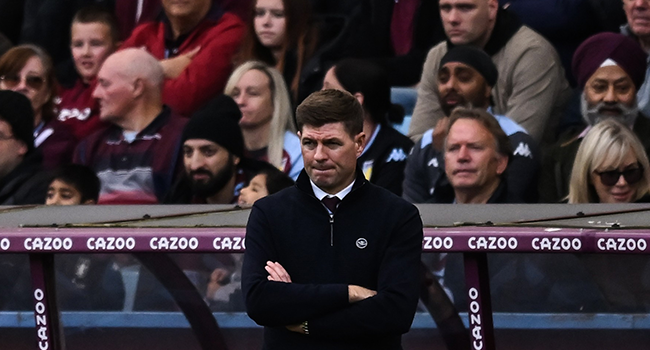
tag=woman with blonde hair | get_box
[225,60,302,180]
[567,118,650,203]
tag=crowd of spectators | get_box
[2,0,650,313]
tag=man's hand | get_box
[286,323,304,333]
[348,285,377,303]
[432,117,450,152]
[265,261,292,283]
[206,267,230,299]
[160,46,201,79]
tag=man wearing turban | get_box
[539,32,650,203]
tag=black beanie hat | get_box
[0,90,35,152]
[440,46,498,87]
[183,95,244,158]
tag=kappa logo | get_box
[386,148,408,162]
[356,238,368,249]
[513,142,532,158]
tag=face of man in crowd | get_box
[624,0,650,39]
[582,64,638,126]
[163,0,211,21]
[444,118,507,198]
[183,139,239,198]
[0,56,49,123]
[591,148,642,203]
[437,62,491,116]
[230,69,274,130]
[0,119,27,180]
[439,0,498,46]
[71,22,118,84]
[254,0,286,49]
[45,179,89,205]
[238,173,269,207]
[299,122,364,194]
[93,57,136,123]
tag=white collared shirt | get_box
[310,179,355,214]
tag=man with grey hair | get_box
[539,32,650,202]
[622,0,650,118]
[73,48,188,204]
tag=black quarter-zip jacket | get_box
[242,169,423,350]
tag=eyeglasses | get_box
[595,166,644,186]
[0,74,46,90]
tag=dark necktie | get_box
[321,196,341,213]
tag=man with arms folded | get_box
[242,89,423,349]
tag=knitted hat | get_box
[440,46,498,87]
[0,90,34,152]
[572,32,648,90]
[183,95,244,158]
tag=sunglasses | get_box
[0,74,46,90]
[595,166,644,186]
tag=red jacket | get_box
[121,12,244,116]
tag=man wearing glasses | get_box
[0,90,49,205]
[540,32,650,203]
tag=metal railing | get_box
[2,204,650,350]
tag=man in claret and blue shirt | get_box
[242,89,423,350]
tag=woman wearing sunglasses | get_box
[567,118,650,203]
[0,45,76,170]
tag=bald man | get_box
[73,48,188,204]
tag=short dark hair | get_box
[256,167,294,194]
[332,59,403,125]
[296,89,363,137]
[445,107,512,158]
[72,5,121,43]
[50,164,101,203]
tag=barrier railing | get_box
[3,204,650,350]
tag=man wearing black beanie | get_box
[165,95,273,204]
[403,46,540,204]
[0,90,48,204]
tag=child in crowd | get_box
[57,6,121,140]
[237,166,294,207]
[44,164,124,311]
[45,164,100,205]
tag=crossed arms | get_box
[241,202,423,339]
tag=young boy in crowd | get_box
[237,166,295,207]
[46,164,100,205]
[57,6,121,140]
[44,164,124,310]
